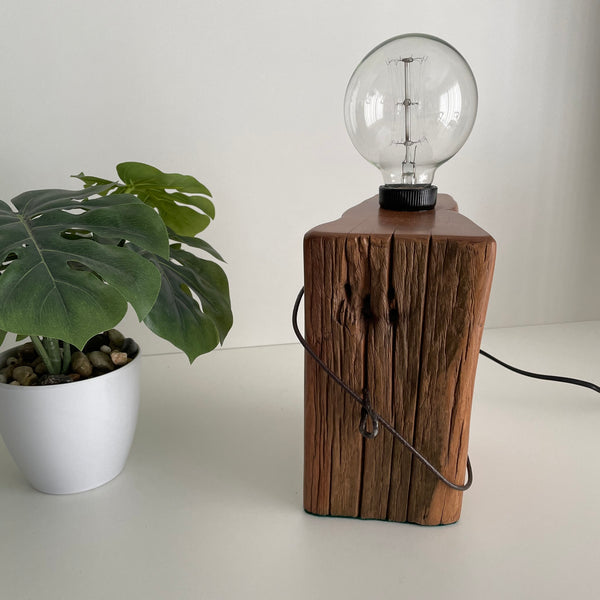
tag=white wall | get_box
[1,0,599,355]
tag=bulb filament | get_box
[387,56,424,184]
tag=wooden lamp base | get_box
[302,195,496,525]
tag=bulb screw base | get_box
[379,184,437,211]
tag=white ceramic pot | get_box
[0,346,140,494]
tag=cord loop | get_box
[358,389,379,439]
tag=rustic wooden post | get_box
[303,195,495,525]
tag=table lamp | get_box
[298,34,495,525]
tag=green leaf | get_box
[71,173,117,191]
[168,191,215,219]
[0,188,169,348]
[156,204,210,237]
[79,163,215,238]
[130,245,232,362]
[169,247,233,343]
[0,329,6,346]
[168,230,226,262]
[117,162,212,196]
[138,190,211,237]
[10,184,115,215]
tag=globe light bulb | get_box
[344,33,478,210]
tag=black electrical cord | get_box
[294,285,600,493]
[479,348,600,394]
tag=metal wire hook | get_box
[358,389,379,439]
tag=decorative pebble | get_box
[12,366,37,386]
[121,338,139,358]
[1,365,14,379]
[12,365,33,377]
[31,356,44,368]
[0,374,6,384]
[18,342,37,361]
[39,374,73,386]
[87,351,115,372]
[9,380,20,386]
[100,345,112,354]
[110,351,128,366]
[107,329,125,350]
[22,374,38,386]
[35,361,48,375]
[71,352,93,377]
[7,356,19,367]
[83,333,109,353]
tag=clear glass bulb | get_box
[344,34,478,194]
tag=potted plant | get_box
[0,162,232,493]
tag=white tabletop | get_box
[1,321,600,599]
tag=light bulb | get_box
[344,33,478,210]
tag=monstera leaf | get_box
[71,162,233,360]
[131,245,233,362]
[167,229,225,262]
[74,162,215,238]
[0,188,169,349]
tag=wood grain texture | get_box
[303,195,495,525]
